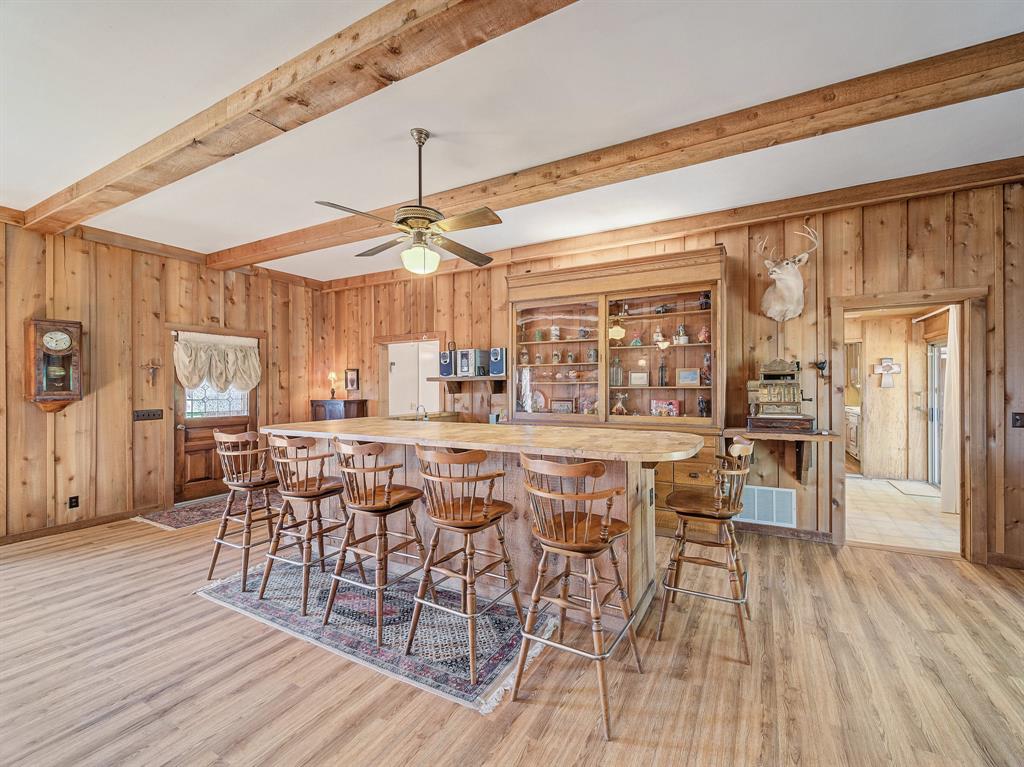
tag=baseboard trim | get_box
[986,552,1024,569]
[0,509,142,546]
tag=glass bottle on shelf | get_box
[658,355,667,387]
[609,356,623,387]
[611,392,628,415]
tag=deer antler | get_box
[791,224,820,260]
[754,234,777,262]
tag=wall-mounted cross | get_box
[872,357,902,388]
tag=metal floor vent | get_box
[736,485,797,528]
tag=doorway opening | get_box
[379,336,441,417]
[842,303,960,553]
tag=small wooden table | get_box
[723,428,841,484]
[263,417,703,623]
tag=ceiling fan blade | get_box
[432,235,493,267]
[353,236,408,258]
[431,207,502,233]
[315,201,395,227]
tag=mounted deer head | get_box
[759,225,819,322]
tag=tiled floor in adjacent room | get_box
[846,476,959,552]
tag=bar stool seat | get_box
[342,484,422,512]
[664,486,737,518]
[428,497,514,529]
[533,516,629,553]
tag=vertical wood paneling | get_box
[717,227,749,429]
[93,244,133,516]
[5,227,48,533]
[1002,183,1023,556]
[52,236,95,525]
[906,194,951,290]
[907,320,928,481]
[862,201,907,293]
[288,285,311,421]
[268,281,291,424]
[823,208,863,298]
[861,318,910,479]
[0,226,6,536]
[131,252,164,511]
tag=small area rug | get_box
[135,489,284,530]
[888,480,941,498]
[197,559,552,713]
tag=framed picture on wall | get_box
[345,368,359,391]
[675,368,700,387]
[550,398,575,414]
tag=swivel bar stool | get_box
[405,446,524,685]
[511,455,643,741]
[322,440,428,648]
[656,437,754,664]
[260,435,356,616]
[208,431,279,591]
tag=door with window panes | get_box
[174,380,258,502]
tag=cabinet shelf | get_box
[426,375,506,395]
[609,343,711,350]
[516,338,598,345]
[610,309,711,320]
[609,385,712,390]
[519,362,599,368]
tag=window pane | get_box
[184,381,248,418]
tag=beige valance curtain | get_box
[172,331,261,393]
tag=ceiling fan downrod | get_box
[410,128,429,207]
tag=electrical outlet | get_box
[68,496,79,509]
[1013,412,1024,428]
[133,409,163,421]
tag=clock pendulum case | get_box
[25,319,84,413]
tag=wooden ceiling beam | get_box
[20,0,576,235]
[208,32,1024,271]
[0,206,25,227]
[323,156,1024,290]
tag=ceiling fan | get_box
[315,128,501,275]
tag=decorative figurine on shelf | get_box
[534,352,543,365]
[534,329,544,342]
[610,356,623,387]
[519,349,530,365]
[327,371,338,399]
[697,394,710,418]
[579,396,597,415]
[552,349,562,364]
[653,325,665,343]
[697,324,711,344]
[567,368,579,380]
[587,346,599,363]
[611,392,629,416]
[673,323,689,345]
[699,291,712,310]
[550,325,561,341]
[567,351,576,364]
[658,355,668,387]
[654,303,674,314]
[701,352,713,385]
[629,329,644,347]
[578,326,591,339]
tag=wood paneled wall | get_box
[1,225,323,541]
[324,182,1023,565]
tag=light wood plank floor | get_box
[2,519,1022,767]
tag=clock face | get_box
[43,330,73,352]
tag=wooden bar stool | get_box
[656,437,754,664]
[511,455,643,741]
[259,435,359,616]
[207,431,279,591]
[404,446,525,685]
[322,440,428,647]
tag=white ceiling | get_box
[2,0,1022,281]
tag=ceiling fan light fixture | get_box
[401,243,441,275]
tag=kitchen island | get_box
[262,417,703,622]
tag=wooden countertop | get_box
[262,417,703,462]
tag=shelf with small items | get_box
[609,309,711,320]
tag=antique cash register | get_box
[746,359,815,433]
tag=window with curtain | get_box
[173,331,261,419]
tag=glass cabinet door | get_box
[606,288,715,422]
[512,299,600,420]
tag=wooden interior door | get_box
[173,384,258,503]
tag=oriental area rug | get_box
[197,561,553,713]
[135,490,284,530]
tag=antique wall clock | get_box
[25,319,83,412]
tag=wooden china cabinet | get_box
[506,247,728,529]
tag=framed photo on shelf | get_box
[650,399,680,417]
[628,370,649,387]
[550,398,575,414]
[345,368,360,391]
[675,368,700,387]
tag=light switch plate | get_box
[1012,412,1024,428]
